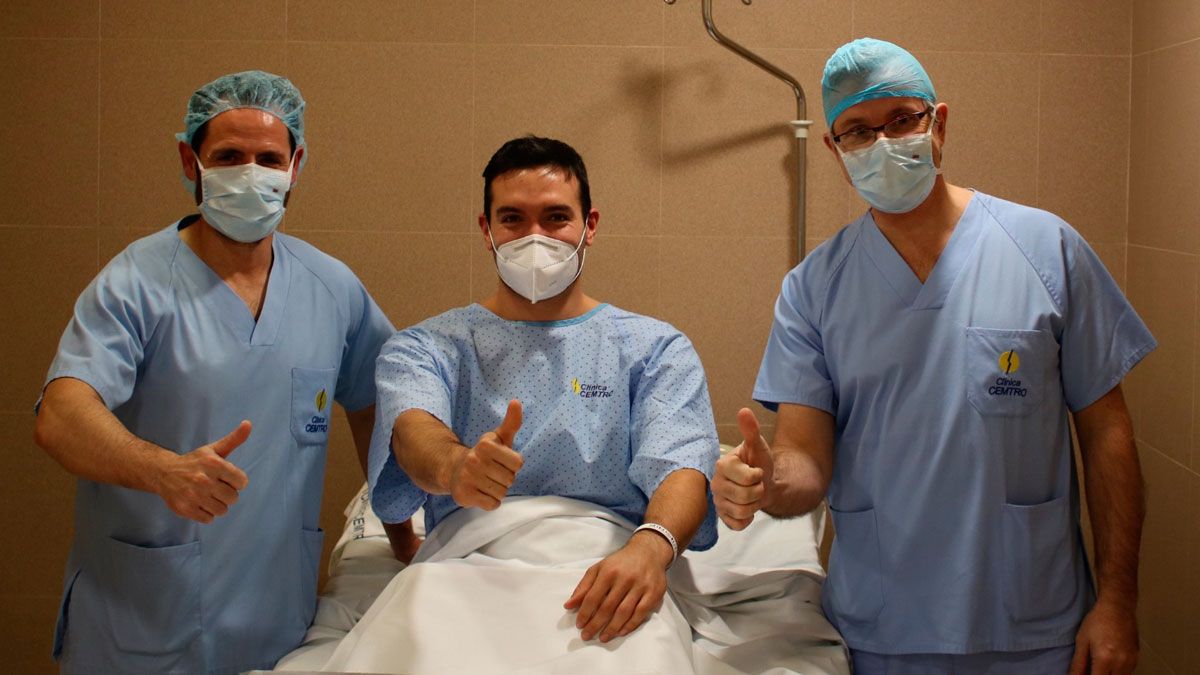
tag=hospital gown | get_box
[40,218,393,674]
[754,192,1156,654]
[368,303,720,549]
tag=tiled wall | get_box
[0,1,1138,671]
[1125,2,1200,674]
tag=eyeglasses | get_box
[831,108,935,152]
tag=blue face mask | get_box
[187,156,295,243]
[839,125,940,214]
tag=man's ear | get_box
[583,209,599,247]
[933,103,948,142]
[289,146,305,185]
[179,141,199,182]
[479,213,495,252]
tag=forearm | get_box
[638,468,709,558]
[345,404,376,477]
[1081,443,1143,607]
[761,446,827,518]
[1077,386,1144,610]
[34,377,171,493]
[391,408,468,495]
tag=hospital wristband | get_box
[633,522,679,565]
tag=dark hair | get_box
[482,136,590,221]
[190,120,297,158]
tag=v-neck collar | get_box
[862,194,983,311]
[174,223,290,346]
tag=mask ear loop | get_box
[485,222,513,264]
[566,223,587,288]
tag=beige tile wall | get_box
[0,0,1152,671]
[1128,2,1200,673]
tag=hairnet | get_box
[176,70,306,164]
[821,38,936,128]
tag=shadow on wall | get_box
[620,55,803,259]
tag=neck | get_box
[867,178,974,284]
[180,217,275,280]
[481,280,599,323]
[870,177,972,238]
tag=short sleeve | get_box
[752,268,835,414]
[37,252,156,412]
[628,332,720,551]
[367,327,456,524]
[1060,232,1156,411]
[333,279,395,413]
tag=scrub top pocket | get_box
[826,506,885,626]
[291,367,337,446]
[1000,496,1080,622]
[96,536,201,656]
[965,327,1056,417]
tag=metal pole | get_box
[667,0,812,261]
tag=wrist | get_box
[438,444,470,494]
[1095,589,1138,615]
[632,523,678,569]
[140,443,176,496]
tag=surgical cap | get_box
[177,70,306,162]
[821,38,936,128]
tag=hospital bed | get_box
[271,471,849,675]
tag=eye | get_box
[842,125,869,139]
[886,113,922,134]
[845,128,875,144]
[211,150,240,165]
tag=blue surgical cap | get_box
[821,38,936,128]
[177,70,306,164]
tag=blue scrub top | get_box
[40,219,393,674]
[368,303,720,550]
[755,193,1155,654]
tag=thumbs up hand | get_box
[713,408,774,531]
[154,420,252,524]
[449,399,525,511]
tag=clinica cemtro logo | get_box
[988,350,1028,398]
[307,388,330,433]
[571,377,613,399]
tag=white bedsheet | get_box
[276,489,847,675]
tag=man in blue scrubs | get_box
[713,39,1154,675]
[369,136,719,645]
[34,70,419,674]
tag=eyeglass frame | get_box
[830,107,937,151]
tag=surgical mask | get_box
[839,123,940,214]
[194,156,294,243]
[488,229,586,304]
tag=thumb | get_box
[495,399,523,447]
[212,420,252,458]
[736,408,769,468]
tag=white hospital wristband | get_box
[634,522,679,564]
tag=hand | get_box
[713,408,774,530]
[384,519,423,564]
[563,531,672,642]
[1068,598,1139,675]
[448,399,523,510]
[154,421,251,524]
